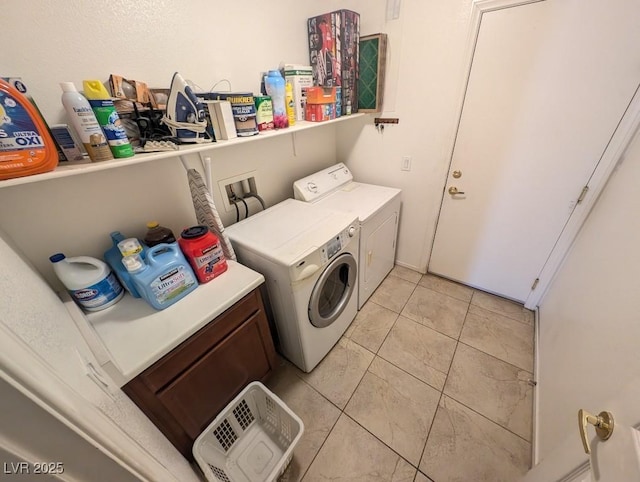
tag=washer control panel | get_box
[320,224,358,264]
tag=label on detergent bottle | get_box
[68,272,123,311]
[0,91,48,165]
[150,266,196,305]
[193,243,226,281]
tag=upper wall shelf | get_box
[0,114,367,189]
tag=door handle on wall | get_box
[448,186,465,195]
[578,409,614,454]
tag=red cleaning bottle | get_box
[179,225,228,283]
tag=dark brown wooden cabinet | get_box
[123,288,277,460]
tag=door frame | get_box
[431,0,640,310]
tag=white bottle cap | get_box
[60,82,78,93]
[118,238,143,257]
[122,254,144,273]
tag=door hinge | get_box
[531,278,540,290]
[577,185,589,204]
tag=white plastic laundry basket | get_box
[193,381,304,482]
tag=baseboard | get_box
[393,259,427,274]
[532,306,541,466]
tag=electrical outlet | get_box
[218,171,258,212]
[401,156,412,171]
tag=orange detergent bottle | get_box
[0,79,58,180]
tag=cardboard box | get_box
[305,103,336,122]
[305,86,336,104]
[307,10,360,115]
[282,64,313,122]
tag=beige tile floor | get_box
[268,266,535,482]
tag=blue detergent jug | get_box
[104,231,144,298]
[122,242,198,310]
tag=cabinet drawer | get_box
[140,289,261,392]
[156,310,273,439]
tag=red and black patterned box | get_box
[307,10,360,115]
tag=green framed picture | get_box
[358,33,387,112]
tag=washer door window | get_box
[309,253,357,328]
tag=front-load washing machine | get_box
[294,163,401,309]
[225,199,359,372]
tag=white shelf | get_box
[0,114,367,189]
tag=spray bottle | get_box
[83,80,134,158]
[60,82,113,162]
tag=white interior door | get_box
[429,0,640,303]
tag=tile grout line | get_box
[443,297,534,445]
[416,293,474,474]
[456,338,535,375]
[341,412,419,470]
[440,393,534,445]
[443,303,533,445]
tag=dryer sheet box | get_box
[307,10,360,115]
[282,64,313,122]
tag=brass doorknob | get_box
[448,186,465,195]
[578,409,614,454]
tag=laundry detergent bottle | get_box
[50,253,124,312]
[103,231,143,298]
[121,243,197,310]
[0,79,58,180]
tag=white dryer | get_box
[225,199,359,373]
[294,163,401,309]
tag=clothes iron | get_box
[162,72,209,143]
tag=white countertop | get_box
[66,260,264,386]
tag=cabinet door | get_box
[157,310,275,439]
[140,290,262,392]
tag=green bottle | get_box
[82,80,134,158]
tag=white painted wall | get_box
[535,127,640,466]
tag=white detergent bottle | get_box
[50,253,124,312]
